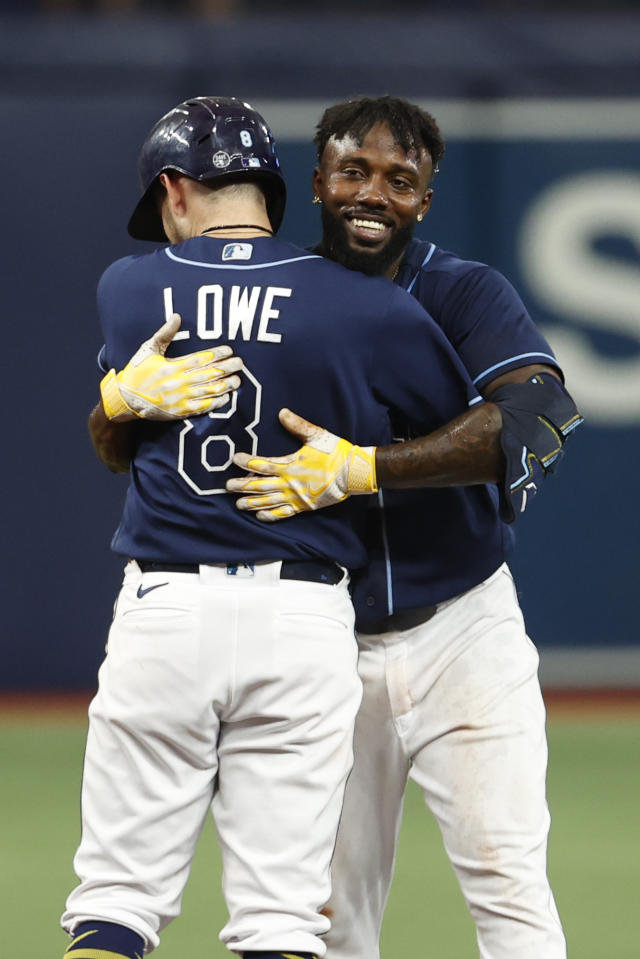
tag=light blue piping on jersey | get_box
[404,242,481,409]
[164,249,321,270]
[406,243,436,294]
[379,389,482,616]
[402,247,555,395]
[473,352,557,385]
[377,489,395,617]
[379,158,484,605]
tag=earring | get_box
[417,213,424,222]
[313,195,322,205]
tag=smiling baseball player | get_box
[227,96,582,959]
[60,96,484,959]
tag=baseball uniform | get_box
[323,240,568,959]
[62,234,479,956]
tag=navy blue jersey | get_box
[98,235,478,568]
[351,238,562,625]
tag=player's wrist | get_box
[347,445,378,494]
[100,369,137,421]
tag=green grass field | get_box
[1,708,638,958]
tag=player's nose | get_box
[355,176,389,207]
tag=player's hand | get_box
[100,313,243,421]
[226,408,378,521]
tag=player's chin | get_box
[338,240,396,277]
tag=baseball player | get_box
[61,96,483,959]
[228,97,582,959]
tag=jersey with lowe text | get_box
[98,235,479,568]
[351,238,562,626]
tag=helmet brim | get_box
[127,183,167,242]
[127,169,286,243]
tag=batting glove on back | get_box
[226,408,378,521]
[100,313,243,421]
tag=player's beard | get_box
[318,206,416,276]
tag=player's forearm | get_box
[375,402,504,488]
[88,400,137,474]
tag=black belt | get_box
[357,604,438,634]
[136,558,343,586]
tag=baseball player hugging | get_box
[61,96,482,959]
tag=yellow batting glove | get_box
[100,313,243,421]
[226,408,377,522]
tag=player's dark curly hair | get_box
[314,95,445,175]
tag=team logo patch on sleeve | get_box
[222,242,253,261]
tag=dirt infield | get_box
[1,688,639,722]
[0,691,93,722]
[543,687,640,717]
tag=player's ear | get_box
[419,188,434,220]
[159,172,187,217]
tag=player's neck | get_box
[200,223,275,238]
[195,201,273,239]
[384,254,404,282]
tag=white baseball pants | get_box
[62,559,362,956]
[323,563,567,959]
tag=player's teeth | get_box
[352,219,385,231]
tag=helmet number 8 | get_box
[240,130,253,147]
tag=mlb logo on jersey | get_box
[222,242,253,262]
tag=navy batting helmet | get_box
[128,96,286,241]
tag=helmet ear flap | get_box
[127,96,286,242]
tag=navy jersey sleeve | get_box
[97,255,165,372]
[370,285,481,434]
[420,262,560,393]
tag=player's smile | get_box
[313,122,433,275]
[344,210,393,246]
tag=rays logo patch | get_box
[212,150,231,168]
[222,242,253,261]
